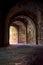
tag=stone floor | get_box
[0,45,43,65]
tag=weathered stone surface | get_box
[0,45,43,65]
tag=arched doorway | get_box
[4,3,38,46]
[9,20,26,45]
[9,15,36,45]
[13,21,26,44]
[9,26,18,45]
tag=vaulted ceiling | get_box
[0,0,43,22]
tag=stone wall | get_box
[0,8,3,46]
[1,0,43,45]
[40,12,43,44]
[19,25,26,43]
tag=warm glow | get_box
[9,26,18,45]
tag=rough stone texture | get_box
[19,26,26,43]
[4,1,43,45]
[0,45,43,65]
[0,0,43,46]
[40,13,43,44]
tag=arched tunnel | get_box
[9,15,36,45]
[0,0,43,65]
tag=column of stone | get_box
[40,12,43,44]
[36,8,41,45]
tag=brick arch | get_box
[9,15,36,45]
[9,10,37,26]
[4,5,38,46]
[9,20,26,44]
[9,10,38,44]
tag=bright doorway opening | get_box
[9,26,18,45]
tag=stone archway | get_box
[9,15,36,45]
[13,21,26,44]
[4,7,38,46]
[9,20,26,44]
[15,15,36,45]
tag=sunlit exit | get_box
[9,26,18,45]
